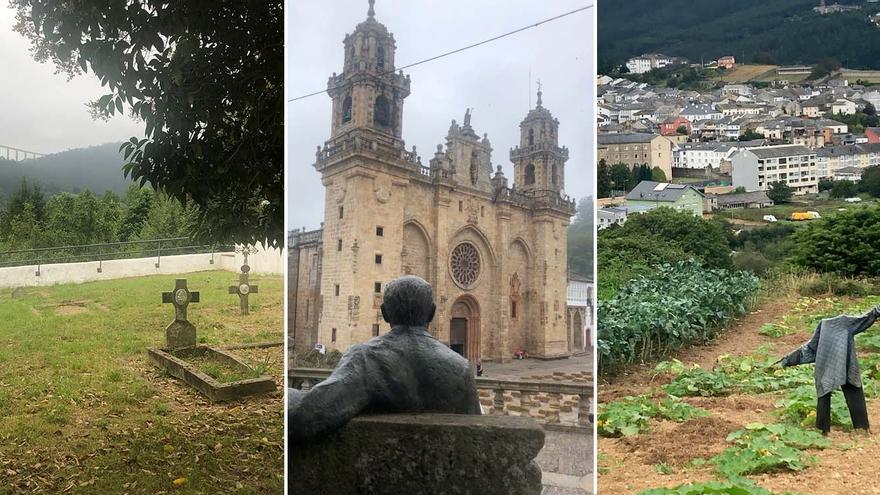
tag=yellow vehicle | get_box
[790,211,819,221]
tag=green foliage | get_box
[12,1,283,245]
[860,166,880,198]
[827,109,879,134]
[663,367,732,397]
[712,423,825,477]
[808,57,841,80]
[598,159,613,198]
[0,144,132,199]
[829,180,858,199]
[767,182,793,204]
[793,206,880,276]
[775,385,851,429]
[598,394,709,437]
[598,260,759,373]
[759,323,795,338]
[567,197,594,279]
[797,273,870,297]
[739,129,764,141]
[601,207,734,273]
[598,0,880,71]
[640,478,796,495]
[0,185,202,252]
[652,167,667,182]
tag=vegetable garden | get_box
[598,293,880,494]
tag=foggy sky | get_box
[286,0,596,231]
[0,6,143,154]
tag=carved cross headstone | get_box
[229,246,259,315]
[161,278,200,350]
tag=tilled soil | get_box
[598,295,880,494]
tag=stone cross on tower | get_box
[229,245,259,316]
[161,279,200,350]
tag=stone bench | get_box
[289,413,546,495]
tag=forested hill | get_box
[0,143,132,197]
[598,0,880,71]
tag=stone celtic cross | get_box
[229,245,259,316]
[161,278,200,350]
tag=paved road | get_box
[482,350,593,381]
[537,428,594,495]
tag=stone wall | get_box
[289,413,545,495]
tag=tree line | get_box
[0,179,200,252]
[597,160,668,198]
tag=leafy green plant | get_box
[711,423,825,477]
[759,323,794,338]
[775,385,850,429]
[663,367,732,397]
[655,463,673,475]
[598,395,709,437]
[599,260,759,373]
[639,477,799,495]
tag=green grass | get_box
[0,270,283,494]
[714,196,879,224]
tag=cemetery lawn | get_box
[598,293,880,494]
[0,271,284,494]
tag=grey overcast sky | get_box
[286,0,596,231]
[0,6,143,154]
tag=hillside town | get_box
[597,65,880,226]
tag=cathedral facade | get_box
[289,2,577,362]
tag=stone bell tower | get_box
[313,0,418,352]
[326,0,411,145]
[510,85,569,193]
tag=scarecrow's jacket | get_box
[782,306,880,397]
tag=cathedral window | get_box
[342,96,352,124]
[376,226,384,236]
[377,46,385,70]
[552,163,558,187]
[335,284,340,296]
[332,328,337,342]
[374,95,391,127]
[525,164,536,185]
[375,253,383,264]
[528,128,534,146]
[511,300,518,319]
[373,324,380,337]
[339,206,344,219]
[458,200,463,212]
[337,239,342,251]
[374,282,382,293]
[450,242,481,289]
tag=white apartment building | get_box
[625,53,678,74]
[673,142,739,169]
[731,145,818,195]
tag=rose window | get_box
[450,242,481,288]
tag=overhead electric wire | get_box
[287,4,593,103]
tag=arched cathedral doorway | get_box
[450,296,480,361]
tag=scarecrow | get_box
[778,305,880,433]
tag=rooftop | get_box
[625,181,702,202]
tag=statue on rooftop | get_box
[289,275,481,443]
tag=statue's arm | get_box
[289,348,372,443]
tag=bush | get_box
[598,260,759,373]
[797,273,869,297]
[794,206,880,276]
